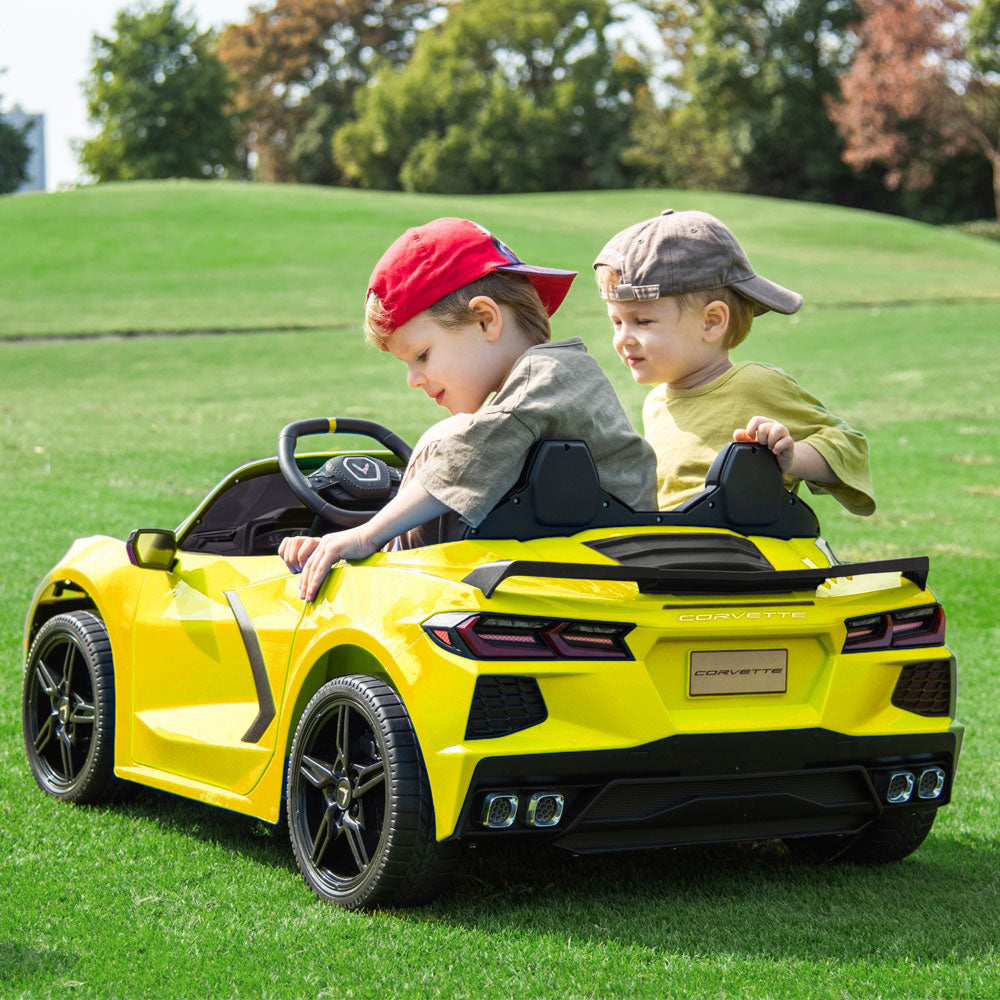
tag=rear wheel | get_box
[841,807,937,863]
[785,807,937,864]
[22,611,121,803]
[286,674,454,909]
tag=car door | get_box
[129,550,302,794]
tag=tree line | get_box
[71,0,1000,223]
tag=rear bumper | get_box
[450,725,963,851]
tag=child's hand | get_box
[287,526,378,602]
[735,416,840,485]
[734,416,795,473]
[278,534,320,572]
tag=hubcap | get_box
[335,777,352,809]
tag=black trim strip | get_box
[224,590,277,743]
[463,556,930,599]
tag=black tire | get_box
[840,807,937,863]
[22,611,121,803]
[286,674,455,909]
[785,807,937,865]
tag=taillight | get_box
[843,603,945,652]
[423,612,633,660]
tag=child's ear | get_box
[467,295,503,342]
[702,300,730,344]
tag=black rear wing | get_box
[463,556,929,599]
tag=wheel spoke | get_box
[34,714,55,753]
[343,814,369,872]
[58,728,74,778]
[310,809,333,865]
[70,695,95,726]
[35,659,59,701]
[353,760,385,800]
[334,704,351,772]
[300,754,336,790]
[61,642,75,692]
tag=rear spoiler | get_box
[463,556,929,599]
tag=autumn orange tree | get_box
[218,0,437,183]
[830,0,1000,222]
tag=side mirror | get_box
[126,529,178,571]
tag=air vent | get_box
[465,676,547,740]
[586,533,773,572]
[891,661,951,717]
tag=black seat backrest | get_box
[467,439,820,541]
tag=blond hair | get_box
[594,264,757,350]
[365,272,551,350]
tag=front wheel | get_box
[22,611,121,803]
[286,674,454,909]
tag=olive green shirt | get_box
[643,361,875,515]
[415,338,657,532]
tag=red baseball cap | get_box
[367,218,577,330]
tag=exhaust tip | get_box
[526,792,564,828]
[482,792,518,828]
[886,771,915,803]
[917,766,946,800]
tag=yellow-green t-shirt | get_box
[642,361,875,515]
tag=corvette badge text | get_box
[678,610,806,621]
[690,649,788,696]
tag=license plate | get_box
[690,649,787,696]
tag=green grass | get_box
[1,182,998,999]
[3,182,1000,337]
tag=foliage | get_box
[218,0,437,184]
[829,0,1000,222]
[333,0,644,193]
[627,0,877,206]
[79,1,241,181]
[955,218,1000,240]
[0,103,31,195]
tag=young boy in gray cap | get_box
[593,209,875,515]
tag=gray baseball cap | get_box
[593,209,803,316]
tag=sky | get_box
[1,1,257,189]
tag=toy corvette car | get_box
[22,418,963,909]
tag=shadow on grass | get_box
[110,783,295,874]
[0,941,78,987]
[416,834,1000,963]
[65,779,998,965]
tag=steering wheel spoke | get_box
[277,417,411,529]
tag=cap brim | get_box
[498,263,577,317]
[734,274,803,316]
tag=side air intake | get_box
[465,675,547,740]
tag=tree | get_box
[217,0,436,184]
[627,0,876,205]
[80,1,240,181]
[829,0,1000,222]
[0,85,32,194]
[333,0,644,193]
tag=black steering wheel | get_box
[277,418,412,527]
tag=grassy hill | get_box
[2,180,999,337]
[1,181,997,999]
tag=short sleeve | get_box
[415,410,537,526]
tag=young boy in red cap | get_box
[593,209,875,515]
[282,217,657,600]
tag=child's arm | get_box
[734,415,841,485]
[278,478,450,601]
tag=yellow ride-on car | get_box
[22,418,963,909]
